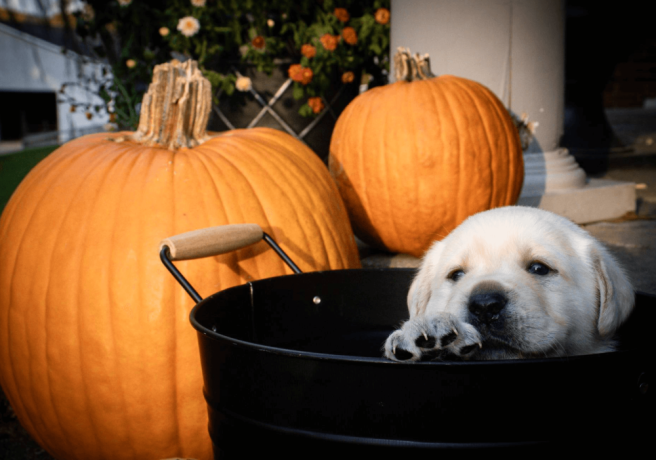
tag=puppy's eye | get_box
[527,262,551,276]
[448,269,465,282]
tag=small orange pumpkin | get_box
[329,48,524,257]
[0,60,359,460]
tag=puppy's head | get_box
[408,206,634,359]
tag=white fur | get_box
[384,206,634,361]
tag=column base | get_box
[517,178,636,224]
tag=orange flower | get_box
[288,64,303,81]
[334,8,350,22]
[300,67,313,85]
[252,35,265,50]
[320,33,339,51]
[342,26,357,45]
[288,64,313,85]
[308,97,324,114]
[375,7,390,25]
[341,71,355,83]
[301,44,316,59]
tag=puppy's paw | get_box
[384,313,482,362]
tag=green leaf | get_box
[299,103,313,117]
[369,43,381,55]
[293,84,304,100]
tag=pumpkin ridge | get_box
[242,129,351,271]
[467,80,510,207]
[0,147,91,456]
[111,146,165,456]
[450,77,497,212]
[357,96,371,237]
[146,146,185,455]
[433,78,462,227]
[262,130,358,269]
[353,95,372,243]
[163,151,187,455]
[222,137,291,279]
[6,143,117,456]
[262,130,338,203]
[200,135,289,276]
[191,143,265,284]
[424,80,453,244]
[411,83,425,247]
[210,135,289,275]
[467,78,522,204]
[249,135,326,271]
[0,142,95,244]
[382,84,400,251]
[50,145,123,457]
[131,146,189,456]
[89,142,157,458]
[104,145,147,458]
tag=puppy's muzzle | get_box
[468,283,508,325]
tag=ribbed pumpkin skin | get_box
[329,75,524,257]
[0,127,360,460]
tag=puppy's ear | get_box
[592,244,634,338]
[407,241,444,316]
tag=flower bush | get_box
[73,0,391,128]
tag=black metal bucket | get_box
[160,225,655,459]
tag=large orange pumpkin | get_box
[329,48,524,257]
[0,60,359,460]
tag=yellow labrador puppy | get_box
[384,206,634,361]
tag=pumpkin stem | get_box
[394,47,436,82]
[130,59,212,150]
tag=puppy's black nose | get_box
[468,291,507,324]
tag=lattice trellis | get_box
[210,67,355,160]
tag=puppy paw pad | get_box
[440,330,458,347]
[415,335,436,349]
[392,348,415,361]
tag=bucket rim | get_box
[188,269,653,367]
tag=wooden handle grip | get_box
[160,224,264,261]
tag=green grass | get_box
[0,145,59,213]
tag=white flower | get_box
[267,19,275,27]
[177,16,200,37]
[235,76,252,92]
[118,0,132,6]
[191,0,206,6]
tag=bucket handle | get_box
[159,224,302,303]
